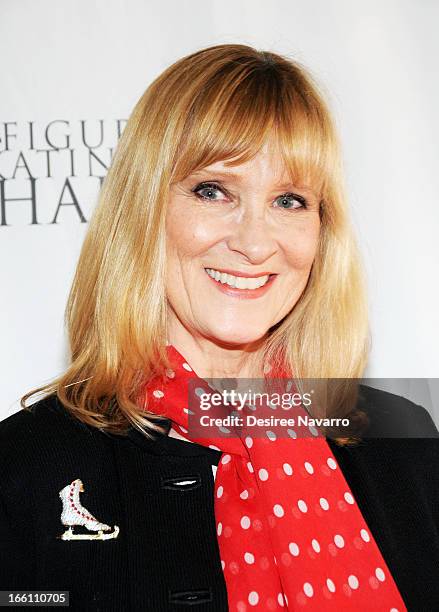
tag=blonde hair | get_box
[21,44,370,445]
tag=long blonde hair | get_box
[21,44,370,445]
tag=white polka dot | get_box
[390,609,399,612]
[311,539,320,553]
[273,504,284,517]
[258,468,269,481]
[244,552,255,564]
[277,593,285,607]
[344,492,355,504]
[298,499,308,513]
[179,425,188,433]
[240,516,251,529]
[245,436,253,448]
[334,534,345,548]
[217,486,223,498]
[309,425,319,436]
[240,489,249,499]
[194,387,205,397]
[319,497,329,510]
[287,428,297,438]
[221,454,231,465]
[289,542,300,556]
[183,407,194,415]
[326,578,336,593]
[284,595,289,607]
[375,567,386,582]
[304,461,314,474]
[221,559,225,570]
[348,575,359,589]
[360,528,370,542]
[247,461,254,473]
[182,362,192,371]
[327,457,337,470]
[266,430,277,441]
[152,389,164,398]
[248,591,259,605]
[283,462,293,476]
[208,444,220,450]
[217,522,222,536]
[303,582,314,597]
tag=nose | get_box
[226,205,278,265]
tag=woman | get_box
[1,44,438,612]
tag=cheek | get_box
[166,204,221,258]
[282,221,320,270]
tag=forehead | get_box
[189,139,289,177]
[187,144,316,194]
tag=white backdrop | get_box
[1,0,438,423]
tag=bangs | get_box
[170,61,334,198]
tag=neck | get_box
[167,321,267,379]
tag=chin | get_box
[205,324,269,347]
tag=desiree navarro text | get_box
[199,414,351,428]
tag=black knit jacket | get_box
[0,386,438,612]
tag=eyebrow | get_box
[188,169,244,181]
[188,169,302,190]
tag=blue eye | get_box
[274,193,307,210]
[192,182,226,201]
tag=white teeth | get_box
[205,268,270,290]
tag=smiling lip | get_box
[204,268,278,299]
[205,268,275,278]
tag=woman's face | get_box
[165,142,321,347]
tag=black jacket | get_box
[1,386,439,612]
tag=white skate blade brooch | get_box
[58,478,119,541]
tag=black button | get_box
[169,588,212,605]
[161,474,202,491]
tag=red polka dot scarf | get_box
[143,345,406,611]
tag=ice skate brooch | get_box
[58,478,119,541]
